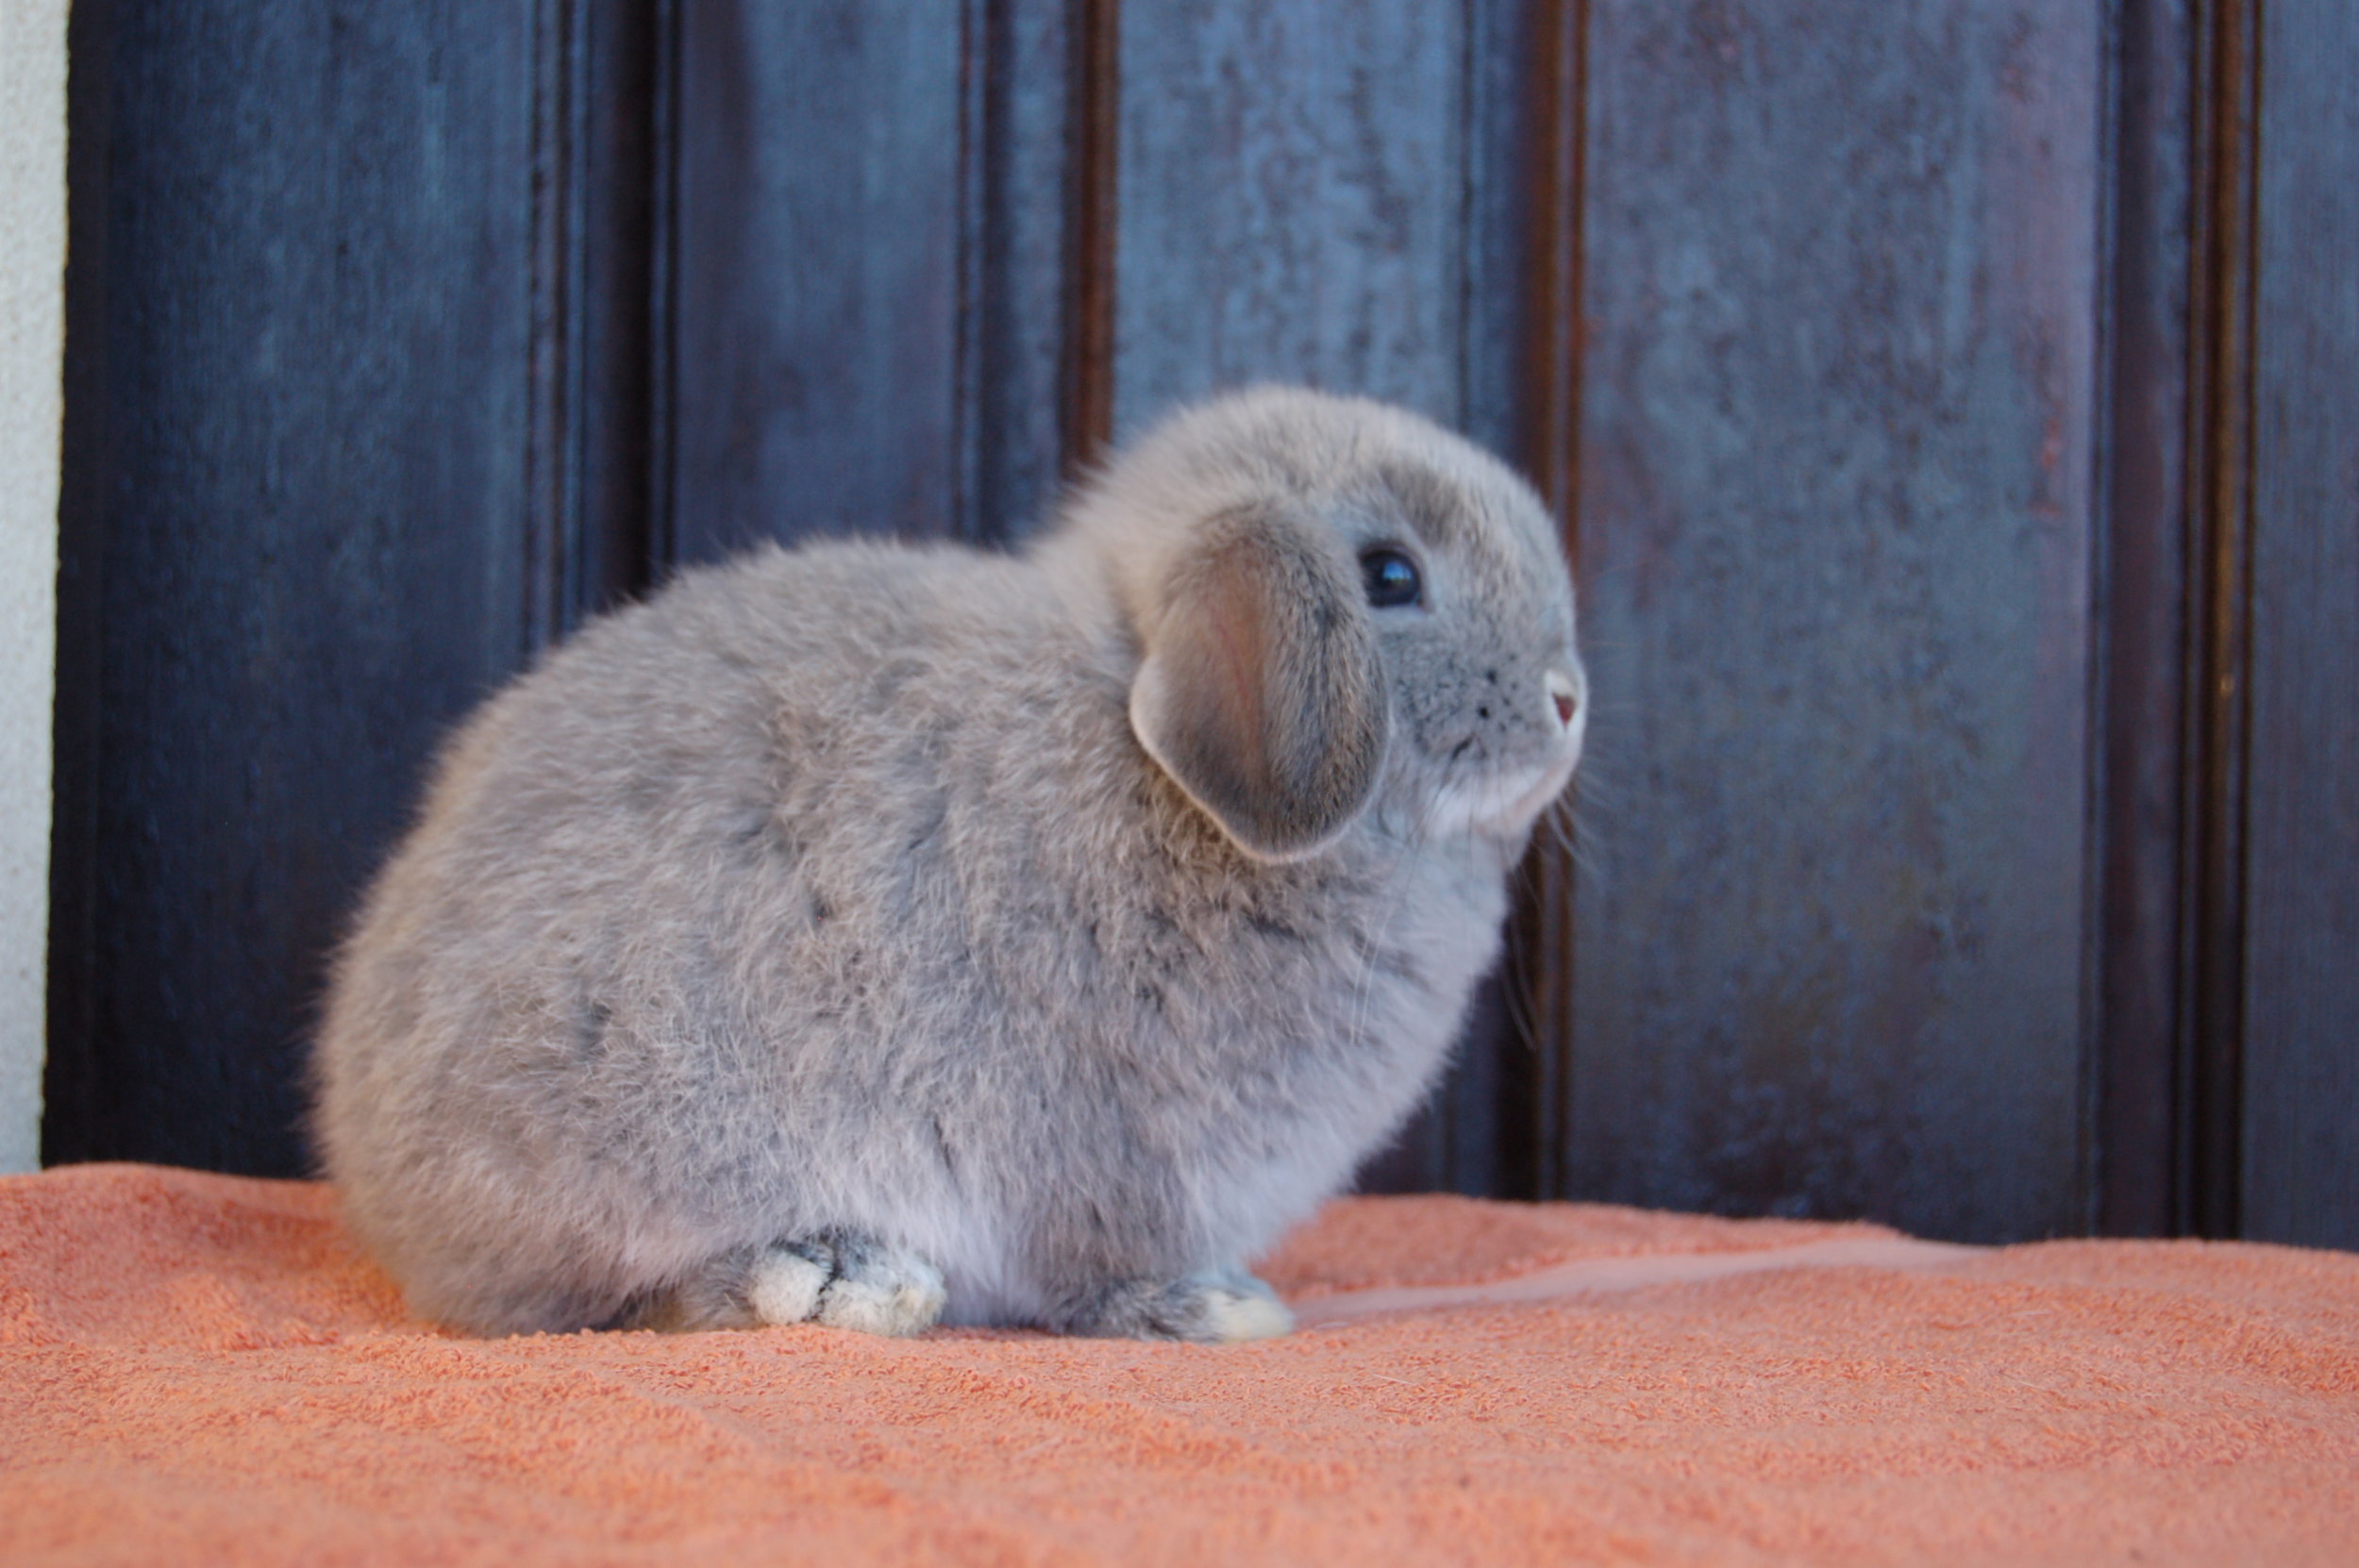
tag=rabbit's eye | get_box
[1360,548,1423,609]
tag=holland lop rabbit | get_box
[313,387,1587,1343]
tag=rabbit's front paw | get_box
[748,1231,946,1337]
[1061,1269,1295,1344]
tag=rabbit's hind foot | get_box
[772,1230,947,1336]
[629,1230,947,1337]
[1057,1268,1295,1344]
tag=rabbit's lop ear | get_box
[1129,504,1387,862]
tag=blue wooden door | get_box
[49,0,2359,1249]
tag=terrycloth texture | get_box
[4,1165,2355,1566]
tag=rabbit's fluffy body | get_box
[314,389,1584,1340]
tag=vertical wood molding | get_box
[1059,0,1117,477]
[952,0,990,542]
[666,2,980,561]
[644,0,681,573]
[2093,0,2197,1237]
[1519,0,1583,541]
[2180,0,2259,1239]
[524,0,584,650]
[532,0,663,611]
[1500,0,1584,1201]
[958,0,1080,544]
[660,1,1077,557]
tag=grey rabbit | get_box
[312,386,1587,1343]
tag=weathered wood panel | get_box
[48,0,2358,1241]
[668,0,967,558]
[1564,1,2104,1241]
[46,0,548,1174]
[666,0,1075,559]
[2240,0,2359,1249]
[969,0,1081,542]
[541,0,667,640]
[1110,1,1470,435]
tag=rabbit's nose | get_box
[1546,670,1581,728]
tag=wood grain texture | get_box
[970,0,1080,542]
[1564,1,2105,1241]
[2093,0,2193,1238]
[668,0,966,559]
[1058,0,1118,481]
[667,0,1075,559]
[1109,1,1469,436]
[2239,0,2359,1250]
[526,0,665,638]
[46,0,545,1174]
[2181,0,2260,1241]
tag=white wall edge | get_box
[0,0,68,1173]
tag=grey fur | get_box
[311,387,1587,1343]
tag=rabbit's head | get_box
[1053,386,1586,862]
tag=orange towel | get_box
[4,1162,2354,1565]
